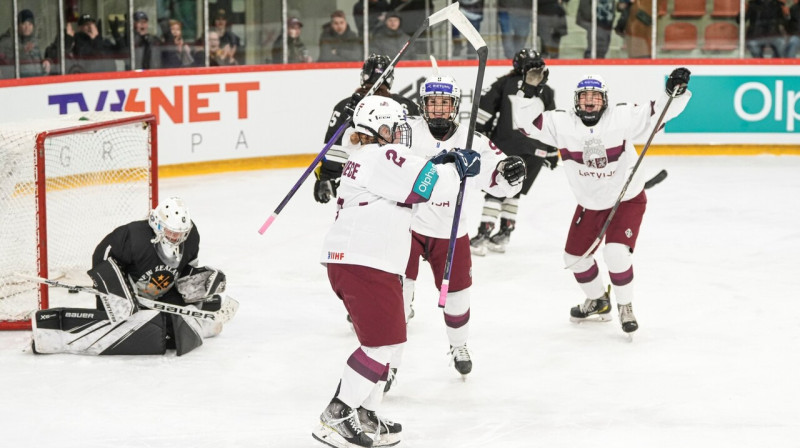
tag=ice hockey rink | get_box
[1,154,798,447]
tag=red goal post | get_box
[0,112,158,330]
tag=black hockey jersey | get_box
[92,220,200,301]
[476,72,557,157]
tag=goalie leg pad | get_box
[32,308,167,355]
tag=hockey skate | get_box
[469,222,494,257]
[312,398,374,448]
[383,367,397,393]
[449,344,473,376]
[570,292,612,323]
[486,219,515,253]
[358,407,402,447]
[618,303,639,334]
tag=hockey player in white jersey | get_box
[313,95,480,448]
[510,65,692,334]
[400,75,524,377]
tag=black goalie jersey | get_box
[92,220,201,303]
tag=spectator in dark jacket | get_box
[370,12,409,56]
[354,0,393,37]
[745,0,788,57]
[272,17,312,63]
[72,14,118,73]
[318,10,363,62]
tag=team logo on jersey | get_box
[137,265,178,298]
[582,138,607,169]
[625,228,633,238]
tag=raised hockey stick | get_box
[438,7,488,308]
[257,3,461,235]
[565,93,677,270]
[17,274,238,324]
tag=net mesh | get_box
[0,112,155,328]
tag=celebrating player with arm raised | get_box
[509,63,692,335]
[313,54,421,205]
[31,197,236,356]
[313,96,479,448]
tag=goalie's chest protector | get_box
[105,221,200,299]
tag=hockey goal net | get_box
[0,112,157,330]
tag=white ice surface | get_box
[2,155,799,447]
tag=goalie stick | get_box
[17,274,238,324]
[565,91,679,270]
[438,5,489,308]
[258,3,461,235]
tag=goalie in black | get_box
[30,197,237,356]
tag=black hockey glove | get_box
[537,147,559,170]
[666,67,691,97]
[431,149,481,180]
[497,156,526,186]
[313,162,343,203]
[344,92,364,118]
[520,62,549,98]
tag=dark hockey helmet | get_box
[512,48,543,75]
[574,75,608,126]
[361,54,394,90]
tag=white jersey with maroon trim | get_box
[509,91,691,210]
[406,116,523,239]
[321,142,462,275]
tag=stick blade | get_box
[447,5,487,49]
[429,2,461,26]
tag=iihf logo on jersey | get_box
[582,138,607,169]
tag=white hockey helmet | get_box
[149,197,192,259]
[574,74,608,126]
[418,75,461,125]
[352,95,411,146]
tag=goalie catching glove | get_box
[176,266,227,303]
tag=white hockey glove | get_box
[176,267,226,303]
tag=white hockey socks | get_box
[564,253,607,300]
[443,288,470,348]
[337,344,401,410]
[604,243,634,305]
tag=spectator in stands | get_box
[44,21,77,75]
[195,30,236,66]
[354,0,393,37]
[371,12,409,56]
[271,17,313,64]
[73,14,119,73]
[213,9,243,64]
[786,0,800,57]
[0,9,51,78]
[577,0,616,58]
[498,0,533,59]
[453,0,485,58]
[114,11,162,70]
[318,10,363,62]
[616,0,652,58]
[161,19,194,68]
[745,0,788,57]
[537,0,569,59]
[390,0,432,59]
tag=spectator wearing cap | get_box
[353,0,393,37]
[194,29,236,66]
[113,11,162,70]
[271,17,312,64]
[0,9,51,78]
[318,10,362,62]
[370,12,409,56]
[72,14,118,73]
[213,9,243,64]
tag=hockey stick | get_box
[644,169,668,190]
[258,3,461,235]
[565,93,677,270]
[438,7,488,308]
[17,274,238,324]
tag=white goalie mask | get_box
[352,96,412,147]
[148,197,192,261]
